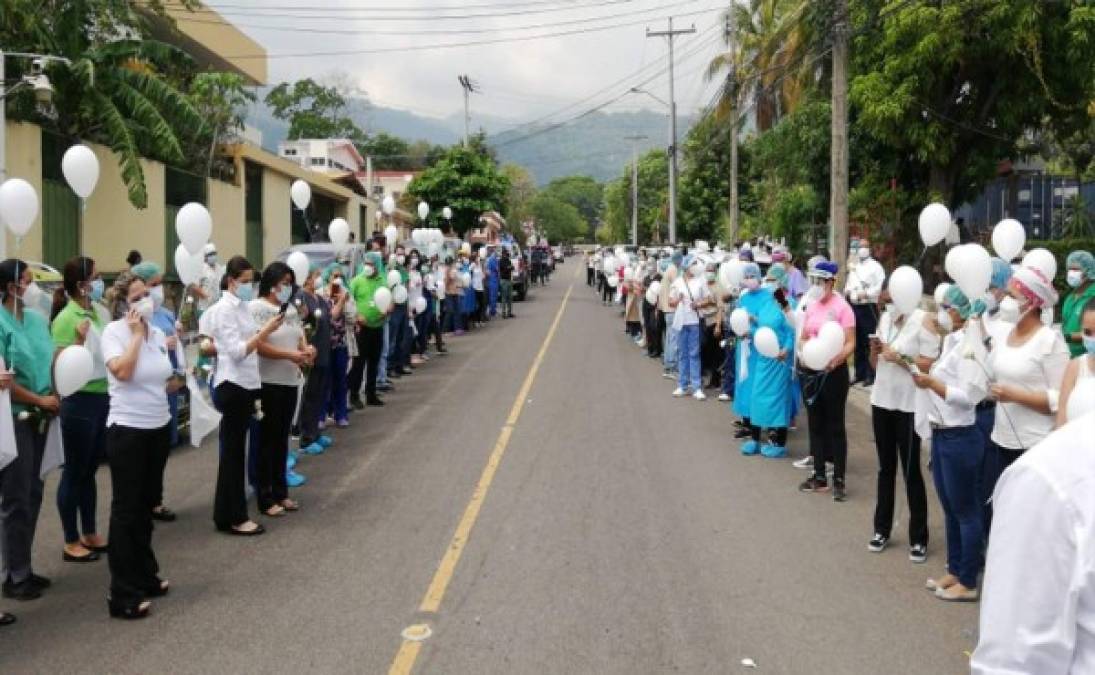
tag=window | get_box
[311,157,325,166]
[282,148,297,156]
[327,159,335,168]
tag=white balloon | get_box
[413,296,427,314]
[933,283,951,306]
[175,202,212,255]
[730,308,750,336]
[392,285,408,304]
[801,338,831,371]
[386,269,401,288]
[460,271,472,287]
[755,327,780,359]
[944,244,966,283]
[328,218,350,245]
[918,203,951,247]
[0,178,39,236]
[61,144,100,199]
[55,345,94,398]
[290,180,311,210]
[955,244,992,300]
[174,244,204,287]
[606,274,619,288]
[818,321,846,360]
[623,267,634,282]
[645,286,659,305]
[992,219,1025,261]
[417,201,429,220]
[427,243,441,258]
[1022,248,1057,281]
[887,266,923,316]
[286,251,310,285]
[602,256,617,274]
[442,206,452,220]
[373,286,393,313]
[382,194,396,215]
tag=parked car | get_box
[275,243,370,279]
[552,246,565,263]
[485,242,529,301]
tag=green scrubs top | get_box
[50,300,108,393]
[0,305,55,415]
[1062,283,1095,357]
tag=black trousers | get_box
[748,422,788,445]
[300,365,328,446]
[258,383,297,510]
[871,406,928,545]
[213,381,258,530]
[0,419,46,584]
[106,423,169,604]
[348,353,363,401]
[802,364,850,482]
[852,303,878,383]
[353,324,383,398]
[587,268,595,286]
[701,322,721,384]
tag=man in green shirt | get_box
[1062,250,1095,357]
[347,252,389,407]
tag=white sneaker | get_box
[693,390,706,401]
[792,456,814,470]
[672,387,686,398]
[718,393,730,402]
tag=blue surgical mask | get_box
[276,285,292,304]
[1084,335,1095,356]
[234,282,254,302]
[89,278,104,302]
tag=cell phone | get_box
[278,302,289,316]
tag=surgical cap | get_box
[671,251,684,268]
[811,261,839,280]
[1067,250,1095,279]
[741,262,761,280]
[364,251,383,268]
[943,284,985,320]
[1011,265,1059,308]
[766,263,788,286]
[131,261,162,281]
[989,257,1013,290]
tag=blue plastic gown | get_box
[732,287,769,418]
[746,293,796,429]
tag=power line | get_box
[216,4,723,59]
[189,0,647,22]
[195,0,643,12]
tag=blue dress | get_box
[746,294,795,429]
[732,287,769,419]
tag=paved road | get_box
[4,264,977,673]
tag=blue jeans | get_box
[721,338,736,396]
[327,346,350,422]
[58,391,108,543]
[390,304,408,371]
[663,312,678,372]
[677,324,702,391]
[931,426,985,589]
[378,321,390,384]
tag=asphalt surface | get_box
[2,263,977,673]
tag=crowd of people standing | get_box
[0,232,515,623]
[590,239,1095,667]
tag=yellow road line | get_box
[387,282,575,675]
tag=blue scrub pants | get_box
[663,312,678,373]
[931,426,985,589]
[677,324,702,391]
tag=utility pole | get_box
[458,75,478,148]
[625,134,648,246]
[647,17,695,245]
[830,0,850,288]
[723,13,740,245]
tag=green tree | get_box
[602,149,668,244]
[406,145,510,235]
[541,175,603,241]
[529,193,585,243]
[187,72,256,180]
[265,78,364,141]
[2,0,205,208]
[678,117,732,244]
[502,164,538,230]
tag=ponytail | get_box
[52,256,96,321]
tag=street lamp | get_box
[1,51,72,258]
[628,87,678,245]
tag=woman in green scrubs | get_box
[1062,250,1095,358]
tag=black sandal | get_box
[0,612,15,626]
[144,578,170,598]
[108,599,151,620]
[151,507,177,522]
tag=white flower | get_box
[314,309,323,319]
[17,411,30,421]
[185,296,194,304]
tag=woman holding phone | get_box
[100,272,183,618]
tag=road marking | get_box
[387,282,575,675]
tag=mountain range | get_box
[246,96,690,186]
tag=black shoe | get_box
[733,427,752,439]
[909,543,927,564]
[151,506,177,522]
[108,598,151,620]
[397,367,412,376]
[377,382,394,392]
[0,612,15,626]
[798,477,829,493]
[367,397,385,407]
[144,577,170,597]
[217,523,266,537]
[63,549,101,563]
[388,370,402,379]
[867,533,889,553]
[28,574,51,590]
[2,580,41,601]
[436,345,448,353]
[833,479,847,502]
[350,397,364,410]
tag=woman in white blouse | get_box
[208,256,283,536]
[911,285,989,601]
[1057,296,1095,426]
[101,272,184,618]
[983,266,1069,527]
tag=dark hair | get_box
[259,261,293,298]
[224,255,254,284]
[126,249,142,267]
[52,256,95,321]
[0,259,28,302]
[107,271,144,320]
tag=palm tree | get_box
[2,1,204,208]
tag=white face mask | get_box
[885,303,896,317]
[134,296,155,321]
[998,296,1024,323]
[1067,269,1084,288]
[690,264,704,278]
[982,292,999,313]
[936,309,953,333]
[150,285,165,310]
[806,284,822,301]
[858,248,870,260]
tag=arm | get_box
[993,336,1070,414]
[1056,359,1079,427]
[971,462,1078,674]
[828,327,856,371]
[215,306,276,362]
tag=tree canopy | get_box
[405,145,510,235]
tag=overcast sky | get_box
[200,0,728,125]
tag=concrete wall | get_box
[262,168,292,263]
[2,122,43,261]
[207,177,245,261]
[82,146,167,271]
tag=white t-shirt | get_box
[989,324,1070,450]
[100,321,173,429]
[871,309,941,413]
[471,263,485,291]
[250,300,304,387]
[670,276,711,329]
